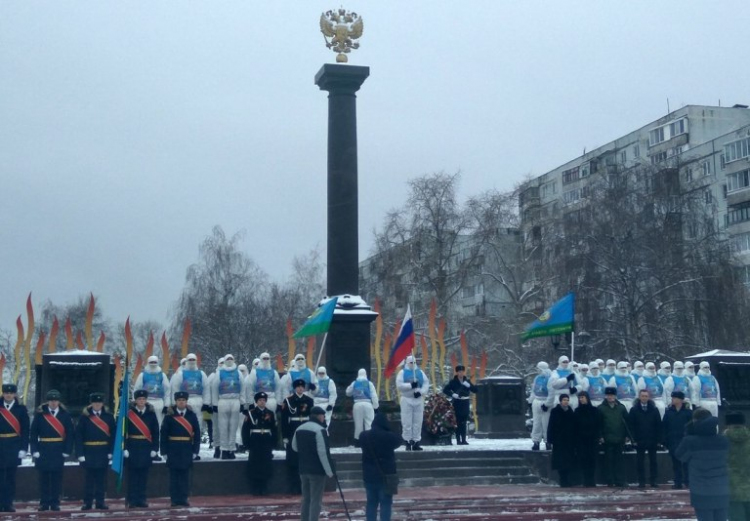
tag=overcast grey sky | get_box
[2,1,749,330]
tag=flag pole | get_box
[571,331,575,363]
[314,332,329,371]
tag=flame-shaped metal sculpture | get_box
[96,332,106,353]
[180,319,191,359]
[320,9,363,63]
[49,317,59,354]
[124,317,133,363]
[85,294,95,351]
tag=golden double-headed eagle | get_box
[320,9,364,63]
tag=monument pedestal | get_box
[474,376,527,438]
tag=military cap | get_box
[604,387,617,396]
[311,406,326,416]
[46,389,62,401]
[134,389,149,399]
[254,391,268,402]
[2,384,17,394]
[89,392,104,403]
[293,378,307,388]
[670,391,685,400]
[455,365,466,372]
[173,391,189,401]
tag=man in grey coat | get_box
[292,406,335,521]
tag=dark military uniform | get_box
[0,390,29,512]
[160,406,201,506]
[29,403,75,511]
[75,405,116,509]
[242,405,277,495]
[125,402,160,508]
[443,373,478,445]
[281,390,314,494]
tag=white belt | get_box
[455,396,471,400]
[251,429,272,434]
[290,417,309,422]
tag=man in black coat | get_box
[360,412,402,521]
[242,391,277,495]
[75,392,116,510]
[281,379,315,495]
[574,391,601,487]
[29,389,75,511]
[547,394,577,487]
[0,383,29,513]
[124,389,160,508]
[160,391,201,507]
[662,391,692,489]
[629,389,662,488]
[442,365,478,445]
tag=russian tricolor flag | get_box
[385,305,415,378]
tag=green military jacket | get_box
[598,400,629,444]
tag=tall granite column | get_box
[315,64,377,395]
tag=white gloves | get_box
[283,439,289,448]
[32,452,40,458]
[108,454,112,460]
[78,456,86,462]
[123,450,130,458]
[18,451,26,459]
[62,453,70,458]
[150,451,157,458]
[462,380,471,388]
[452,393,460,399]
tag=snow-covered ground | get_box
[20,437,534,466]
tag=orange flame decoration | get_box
[286,318,295,367]
[13,317,24,385]
[437,318,447,388]
[133,353,143,384]
[85,293,95,351]
[382,331,392,401]
[196,352,202,368]
[372,299,383,396]
[48,317,59,354]
[64,318,74,350]
[23,295,34,401]
[180,318,191,359]
[161,333,170,370]
[479,350,488,379]
[124,317,133,363]
[75,331,85,350]
[460,330,469,370]
[113,356,123,413]
[420,335,430,377]
[427,299,438,392]
[306,337,315,369]
[145,332,154,361]
[450,352,458,373]
[0,354,5,386]
[276,353,285,374]
[35,332,46,365]
[96,332,105,353]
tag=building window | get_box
[727,202,750,226]
[705,190,712,204]
[634,144,640,158]
[580,164,590,178]
[702,161,712,176]
[727,169,750,193]
[562,167,580,185]
[669,119,686,137]
[563,189,580,205]
[541,181,557,198]
[651,151,668,164]
[734,232,750,253]
[684,167,693,182]
[725,137,750,164]
[737,265,750,284]
[668,145,684,157]
[620,151,627,164]
[649,127,666,146]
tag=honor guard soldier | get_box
[29,389,74,511]
[75,392,116,510]
[281,378,314,494]
[242,391,277,495]
[124,389,160,508]
[0,383,29,513]
[160,391,201,507]
[443,365,478,445]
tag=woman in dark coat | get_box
[574,391,601,487]
[675,408,729,521]
[547,394,577,487]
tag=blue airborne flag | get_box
[522,292,575,340]
[293,297,338,338]
[111,359,130,489]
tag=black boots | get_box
[532,442,540,451]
